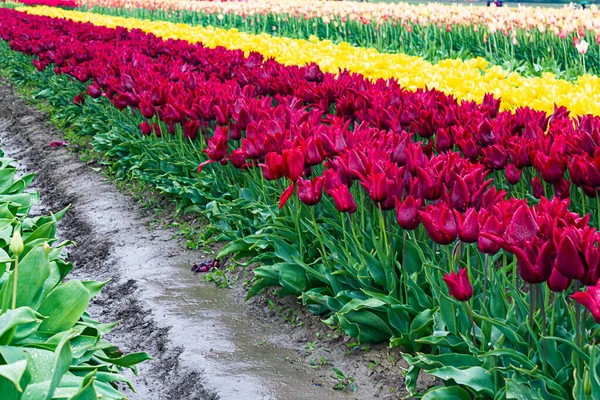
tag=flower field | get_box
[2,0,600,398]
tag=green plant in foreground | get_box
[0,151,150,396]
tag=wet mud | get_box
[0,81,420,399]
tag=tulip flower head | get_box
[571,281,600,323]
[443,268,473,302]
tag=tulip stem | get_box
[11,255,18,310]
[576,281,582,349]
[538,285,548,374]
[466,302,477,347]
[483,254,489,305]
[311,208,327,261]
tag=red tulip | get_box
[548,267,572,292]
[456,208,478,243]
[279,182,295,210]
[571,282,600,323]
[505,164,521,185]
[532,177,545,199]
[328,185,357,214]
[443,268,473,302]
[297,177,324,206]
[140,121,152,136]
[555,234,585,280]
[282,147,305,182]
[395,196,421,230]
[420,204,457,245]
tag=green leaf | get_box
[0,360,27,392]
[422,386,472,400]
[427,366,494,397]
[37,280,91,333]
[0,245,50,312]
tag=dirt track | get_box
[0,81,416,399]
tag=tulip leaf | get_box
[427,366,494,396]
[0,245,50,312]
[422,386,472,400]
[0,359,27,392]
[37,281,91,333]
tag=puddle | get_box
[123,262,353,400]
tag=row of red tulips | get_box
[2,8,600,318]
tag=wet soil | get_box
[0,81,424,399]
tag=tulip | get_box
[505,203,539,246]
[548,267,572,292]
[456,208,478,243]
[304,63,324,83]
[72,94,85,105]
[555,235,585,280]
[87,84,102,98]
[420,204,457,245]
[279,182,295,209]
[443,268,473,302]
[140,121,152,136]
[505,164,521,185]
[478,212,503,254]
[571,282,600,323]
[395,196,421,230]
[230,149,247,169]
[532,177,545,199]
[282,147,305,182]
[328,185,357,213]
[297,176,324,206]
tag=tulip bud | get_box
[532,177,545,199]
[10,230,23,256]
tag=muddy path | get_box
[0,81,412,399]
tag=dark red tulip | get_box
[507,239,554,284]
[183,119,199,141]
[555,235,585,280]
[456,208,478,243]
[554,178,571,200]
[140,121,152,136]
[420,204,458,245]
[532,177,545,199]
[451,175,469,212]
[478,213,503,254]
[305,63,324,83]
[230,149,247,169]
[362,172,389,204]
[571,282,600,323]
[443,268,473,302]
[72,93,85,105]
[297,177,324,206]
[395,196,421,230]
[328,185,357,213]
[548,267,571,292]
[139,101,155,119]
[505,164,521,185]
[87,84,102,98]
[505,203,539,246]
